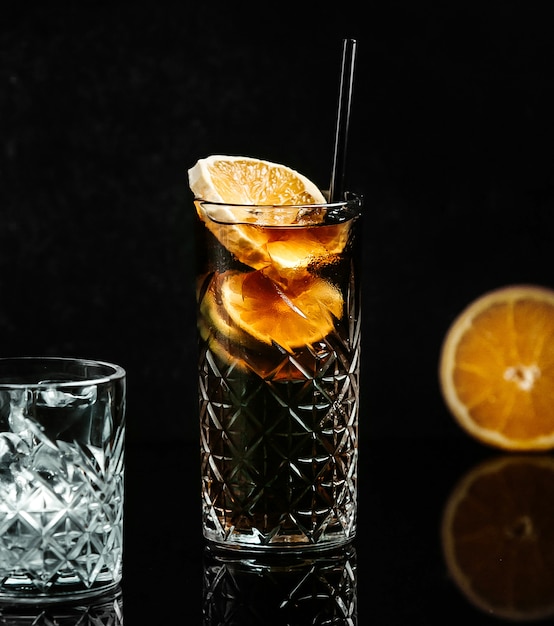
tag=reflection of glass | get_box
[442,455,554,622]
[195,198,363,551]
[0,586,123,625]
[202,544,357,624]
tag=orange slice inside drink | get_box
[191,155,348,363]
[218,270,343,352]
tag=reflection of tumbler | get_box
[203,545,357,625]
[0,587,123,625]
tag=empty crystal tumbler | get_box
[195,196,362,551]
[0,357,126,601]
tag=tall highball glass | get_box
[195,196,362,551]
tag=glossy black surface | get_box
[121,437,554,624]
[3,4,554,624]
[2,437,553,624]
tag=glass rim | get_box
[0,356,126,389]
[195,193,362,211]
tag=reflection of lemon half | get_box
[216,270,343,352]
[439,284,554,450]
[188,155,327,270]
[442,455,554,621]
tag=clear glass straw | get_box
[329,38,358,202]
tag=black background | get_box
[3,3,554,623]
[3,2,554,446]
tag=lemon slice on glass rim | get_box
[188,155,327,269]
[188,154,326,206]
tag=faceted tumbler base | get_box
[0,586,123,624]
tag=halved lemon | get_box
[218,270,343,352]
[439,284,554,450]
[188,155,327,270]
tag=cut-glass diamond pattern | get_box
[0,458,123,593]
[0,362,125,600]
[200,294,361,547]
[0,434,124,594]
